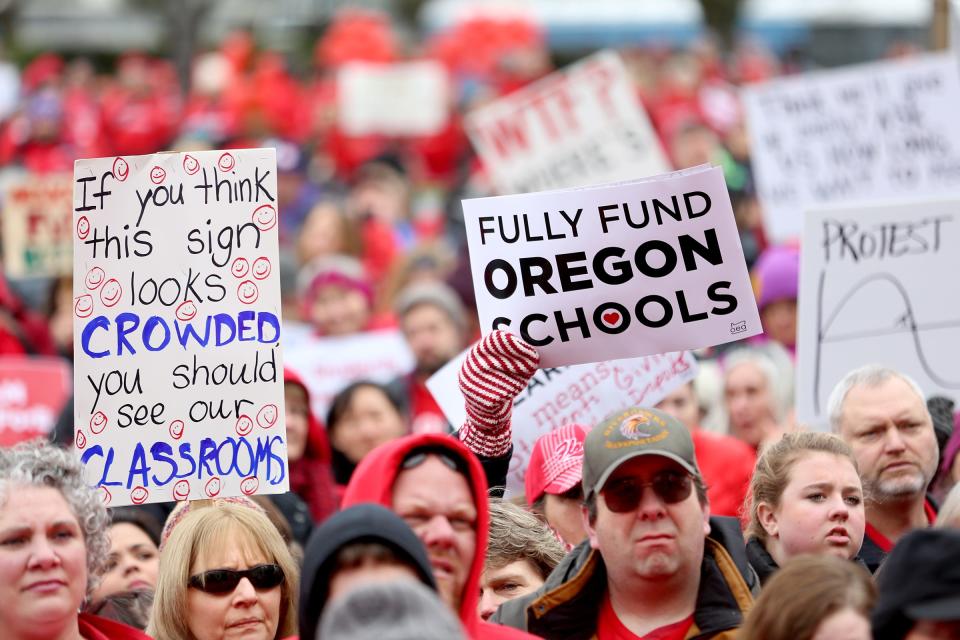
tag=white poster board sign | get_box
[427,349,698,494]
[463,165,761,368]
[282,329,414,421]
[337,61,450,136]
[796,198,960,428]
[73,149,288,507]
[465,50,669,195]
[743,53,960,242]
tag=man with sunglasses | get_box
[493,407,757,639]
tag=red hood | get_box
[342,433,538,640]
[342,434,489,632]
[283,367,331,463]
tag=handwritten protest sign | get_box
[743,53,960,242]
[2,174,73,278]
[283,329,414,421]
[0,357,71,446]
[463,165,761,368]
[465,50,669,195]
[73,149,287,507]
[338,61,450,136]
[428,349,698,494]
[796,197,960,428]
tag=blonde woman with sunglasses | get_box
[148,498,299,640]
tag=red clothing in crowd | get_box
[284,368,339,523]
[691,428,756,519]
[598,596,694,640]
[342,433,538,640]
[78,613,151,640]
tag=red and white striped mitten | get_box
[458,330,540,457]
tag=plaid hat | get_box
[873,528,960,640]
[582,407,701,500]
[524,424,588,503]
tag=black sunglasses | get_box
[401,449,466,475]
[601,471,694,513]
[188,563,284,594]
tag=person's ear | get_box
[701,500,711,537]
[581,504,600,550]
[757,502,779,538]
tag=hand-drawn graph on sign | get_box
[797,200,960,428]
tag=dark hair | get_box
[109,507,163,547]
[326,380,407,435]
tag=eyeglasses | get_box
[188,563,284,594]
[601,471,694,513]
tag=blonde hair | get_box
[745,432,860,543]
[740,554,875,640]
[147,501,299,639]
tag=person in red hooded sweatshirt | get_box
[283,368,339,525]
[341,331,541,640]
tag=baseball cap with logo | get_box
[525,424,589,503]
[582,407,701,500]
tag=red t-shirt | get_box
[597,595,694,640]
[864,500,938,552]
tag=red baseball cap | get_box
[524,424,588,503]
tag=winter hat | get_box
[751,244,800,312]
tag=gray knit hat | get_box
[394,281,467,332]
[319,580,465,640]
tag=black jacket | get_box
[492,516,759,640]
[298,503,437,640]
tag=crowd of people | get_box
[0,6,959,640]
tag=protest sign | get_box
[462,165,761,368]
[2,173,73,278]
[0,357,71,446]
[337,61,450,136]
[743,53,960,242]
[73,149,287,507]
[465,50,669,195]
[796,197,960,428]
[282,329,414,421]
[427,349,698,494]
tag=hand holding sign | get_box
[458,330,540,458]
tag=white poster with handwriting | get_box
[796,198,960,428]
[466,50,669,195]
[463,165,761,368]
[428,349,698,494]
[743,53,960,242]
[73,150,288,507]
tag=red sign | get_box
[0,357,71,446]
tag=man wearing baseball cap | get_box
[525,424,589,548]
[493,407,756,639]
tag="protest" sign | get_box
[338,61,450,137]
[743,53,960,242]
[465,50,669,195]
[796,197,960,428]
[73,149,288,507]
[427,349,698,495]
[2,173,73,278]
[463,165,761,368]
[283,328,414,421]
[0,357,71,446]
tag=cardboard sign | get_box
[72,149,287,506]
[282,329,414,421]
[2,174,73,278]
[337,61,450,136]
[0,357,71,446]
[463,165,761,368]
[427,349,698,494]
[796,198,960,428]
[743,53,960,242]
[465,50,669,195]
